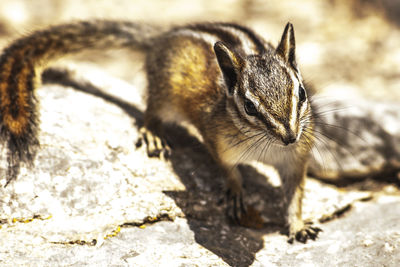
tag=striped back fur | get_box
[0,20,312,185]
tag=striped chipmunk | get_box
[0,20,321,243]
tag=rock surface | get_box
[309,92,400,182]
[0,68,399,266]
[0,0,400,266]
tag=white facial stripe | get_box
[266,112,286,134]
[240,91,258,125]
[244,91,258,106]
[300,100,307,115]
[289,71,300,135]
[244,90,287,135]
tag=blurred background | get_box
[0,0,399,101]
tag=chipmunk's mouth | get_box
[278,130,298,146]
[275,129,302,147]
[281,136,297,146]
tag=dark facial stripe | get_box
[257,111,276,131]
[297,94,306,123]
[234,89,277,132]
[229,89,261,130]
[230,96,248,124]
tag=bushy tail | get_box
[0,20,160,186]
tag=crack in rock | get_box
[121,213,175,228]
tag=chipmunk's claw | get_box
[287,221,322,244]
[226,188,247,224]
[136,127,171,159]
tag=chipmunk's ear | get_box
[214,41,242,95]
[276,22,297,70]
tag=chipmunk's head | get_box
[214,22,311,147]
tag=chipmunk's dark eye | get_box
[244,99,257,116]
[299,86,306,102]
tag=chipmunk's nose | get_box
[282,131,297,146]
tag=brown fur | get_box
[0,20,321,243]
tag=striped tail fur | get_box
[0,20,159,186]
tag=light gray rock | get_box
[309,93,400,182]
[0,69,399,267]
[0,1,399,266]
[253,194,400,267]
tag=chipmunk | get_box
[0,20,321,243]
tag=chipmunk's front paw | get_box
[136,127,171,159]
[226,187,247,224]
[287,221,322,244]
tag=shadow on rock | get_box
[164,126,284,266]
[45,68,287,266]
[309,99,400,186]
